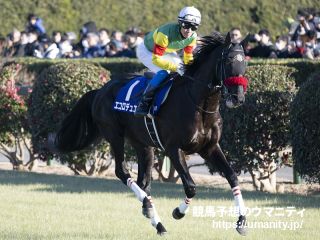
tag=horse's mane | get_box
[185,32,225,75]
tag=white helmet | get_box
[178,6,201,25]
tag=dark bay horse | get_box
[52,32,249,236]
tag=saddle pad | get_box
[113,76,173,115]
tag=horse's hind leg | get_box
[107,136,144,202]
[133,143,167,235]
[105,129,166,235]
[166,147,195,219]
[199,144,247,236]
[135,145,153,196]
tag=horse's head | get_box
[219,33,249,108]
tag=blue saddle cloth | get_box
[113,76,173,115]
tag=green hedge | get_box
[219,66,296,176]
[0,63,28,145]
[290,74,320,183]
[1,0,320,40]
[248,59,320,87]
[7,58,320,89]
[28,62,110,167]
[2,57,320,179]
[245,64,297,92]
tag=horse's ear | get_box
[224,32,231,46]
[240,33,251,49]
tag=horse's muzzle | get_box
[226,94,244,108]
[225,85,245,108]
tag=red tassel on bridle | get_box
[224,76,248,92]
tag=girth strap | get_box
[144,116,165,151]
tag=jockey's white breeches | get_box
[136,42,183,73]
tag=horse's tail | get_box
[49,90,100,153]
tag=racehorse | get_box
[51,32,249,236]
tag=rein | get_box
[182,46,229,115]
[183,74,221,114]
[182,43,246,115]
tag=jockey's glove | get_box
[176,64,185,76]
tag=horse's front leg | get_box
[199,144,248,236]
[166,147,195,219]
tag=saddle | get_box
[112,73,174,116]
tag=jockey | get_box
[135,6,201,117]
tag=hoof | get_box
[172,207,185,220]
[142,196,154,219]
[236,215,248,236]
[156,222,167,236]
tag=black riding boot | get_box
[135,84,157,117]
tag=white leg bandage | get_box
[232,186,246,216]
[178,197,192,214]
[127,178,147,202]
[150,203,161,227]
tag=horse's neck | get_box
[189,59,220,112]
[203,91,221,112]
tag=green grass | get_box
[0,170,319,240]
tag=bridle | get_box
[216,43,246,96]
[185,43,246,114]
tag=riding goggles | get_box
[180,21,199,31]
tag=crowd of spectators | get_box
[0,14,143,59]
[1,8,320,60]
[230,8,320,60]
